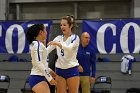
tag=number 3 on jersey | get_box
[61,49,64,56]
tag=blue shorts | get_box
[29,75,47,89]
[56,66,79,79]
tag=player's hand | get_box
[47,41,58,46]
[49,78,56,85]
[78,65,84,72]
[47,41,62,48]
[50,70,57,78]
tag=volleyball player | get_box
[47,15,80,93]
[26,24,56,93]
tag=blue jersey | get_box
[77,44,96,77]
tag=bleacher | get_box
[0,54,140,93]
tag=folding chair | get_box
[21,77,34,93]
[126,88,140,93]
[93,76,112,93]
[0,75,10,93]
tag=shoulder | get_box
[87,45,95,54]
[57,35,63,38]
[71,34,79,42]
[31,41,45,49]
[71,34,79,39]
[31,41,39,47]
[30,41,38,51]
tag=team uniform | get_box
[47,34,80,79]
[77,44,96,93]
[29,40,53,88]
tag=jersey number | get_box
[61,49,64,56]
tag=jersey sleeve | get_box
[32,42,53,82]
[46,36,60,55]
[46,46,55,56]
[43,59,52,73]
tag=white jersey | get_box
[30,41,52,82]
[47,34,80,69]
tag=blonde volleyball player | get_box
[26,24,56,93]
[47,15,80,93]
